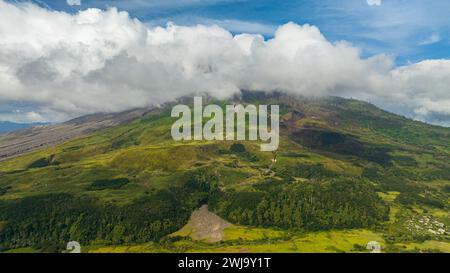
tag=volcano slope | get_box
[0,93,449,253]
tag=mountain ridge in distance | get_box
[1,92,448,161]
[0,121,50,135]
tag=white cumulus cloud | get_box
[367,0,382,6]
[66,0,81,6]
[419,33,441,45]
[0,0,449,125]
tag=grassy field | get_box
[392,241,450,253]
[5,227,449,253]
[223,226,286,241]
[87,229,385,253]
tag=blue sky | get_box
[8,0,450,65]
[1,0,449,125]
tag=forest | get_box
[0,168,389,252]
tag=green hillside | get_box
[0,93,449,253]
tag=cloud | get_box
[67,0,81,6]
[367,0,381,6]
[0,0,449,125]
[147,18,277,36]
[419,33,441,45]
[91,0,239,8]
[24,111,46,122]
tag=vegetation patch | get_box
[230,143,246,153]
[27,155,59,169]
[87,178,130,191]
[362,167,381,180]
[393,156,418,167]
[281,152,309,158]
[212,179,389,231]
[0,190,196,252]
[443,185,450,193]
[253,179,286,191]
[291,128,393,166]
[227,143,258,162]
[277,163,337,181]
[0,186,11,196]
